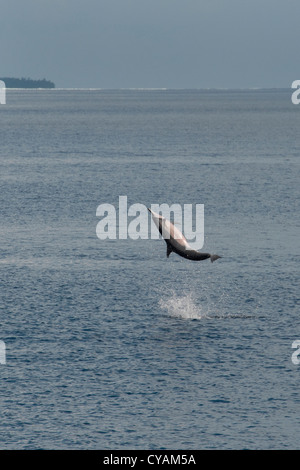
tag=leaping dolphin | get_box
[148,208,221,262]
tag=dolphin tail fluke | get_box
[210,254,222,263]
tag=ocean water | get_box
[0,89,299,450]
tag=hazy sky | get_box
[1,0,299,88]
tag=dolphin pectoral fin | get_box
[166,244,173,258]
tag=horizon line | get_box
[4,86,293,91]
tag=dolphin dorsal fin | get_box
[166,244,173,258]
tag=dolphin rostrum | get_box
[148,208,221,262]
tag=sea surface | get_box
[0,89,299,449]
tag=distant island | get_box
[0,77,55,88]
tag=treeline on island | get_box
[0,77,55,88]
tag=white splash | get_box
[159,291,209,320]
